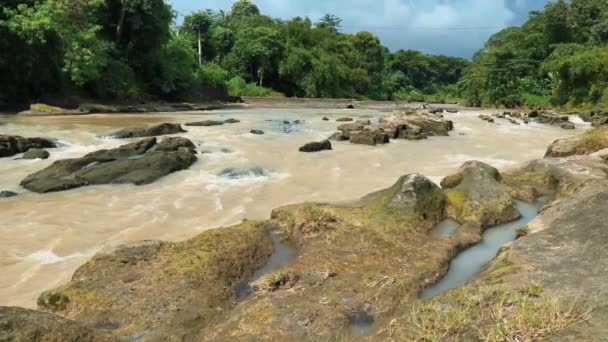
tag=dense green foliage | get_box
[0,0,469,105]
[462,0,608,109]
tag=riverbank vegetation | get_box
[461,0,608,109]
[0,0,468,106]
[1,0,606,111]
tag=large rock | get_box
[0,135,56,158]
[37,222,273,341]
[20,137,197,193]
[0,306,116,341]
[545,128,608,158]
[109,123,186,139]
[441,161,519,228]
[22,148,50,159]
[349,129,390,146]
[379,112,454,137]
[299,140,332,153]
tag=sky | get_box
[169,0,552,58]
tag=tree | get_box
[183,11,212,65]
[315,14,342,33]
[229,0,260,18]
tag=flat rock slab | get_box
[108,123,186,139]
[0,135,56,158]
[20,137,197,193]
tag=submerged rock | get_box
[22,148,50,160]
[250,129,265,135]
[336,117,354,122]
[560,121,575,130]
[218,167,271,179]
[0,135,56,158]
[479,114,495,123]
[185,120,224,127]
[109,123,186,139]
[0,191,18,198]
[224,118,240,124]
[20,137,197,193]
[299,140,332,153]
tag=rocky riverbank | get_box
[11,102,235,116]
[2,126,607,341]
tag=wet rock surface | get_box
[22,148,50,159]
[0,191,18,198]
[250,129,265,135]
[108,123,186,139]
[20,137,197,193]
[0,135,56,158]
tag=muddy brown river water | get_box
[0,108,585,308]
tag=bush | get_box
[227,76,284,97]
[195,63,229,88]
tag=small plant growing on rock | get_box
[253,270,300,293]
[516,226,530,238]
[283,205,339,242]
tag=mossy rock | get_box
[37,222,273,340]
[30,103,65,114]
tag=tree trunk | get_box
[116,4,127,43]
[198,31,202,66]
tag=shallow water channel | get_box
[235,234,297,298]
[421,198,546,298]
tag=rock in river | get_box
[336,117,354,122]
[0,191,18,198]
[20,137,197,193]
[299,140,332,153]
[22,148,50,160]
[109,123,186,139]
[250,129,265,135]
[349,130,390,146]
[185,120,224,127]
[0,135,56,158]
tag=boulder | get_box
[0,306,116,341]
[224,118,240,124]
[0,135,57,158]
[22,148,50,160]
[109,123,186,139]
[337,123,364,134]
[336,117,354,122]
[538,112,570,125]
[346,104,355,109]
[361,173,446,226]
[328,131,349,141]
[20,137,197,193]
[0,191,18,198]
[379,112,453,137]
[441,161,519,228]
[250,129,265,135]
[185,120,224,127]
[561,121,575,130]
[299,140,332,153]
[18,103,81,116]
[322,117,329,121]
[479,114,495,123]
[349,130,390,146]
[545,128,608,158]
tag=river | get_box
[0,108,583,308]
